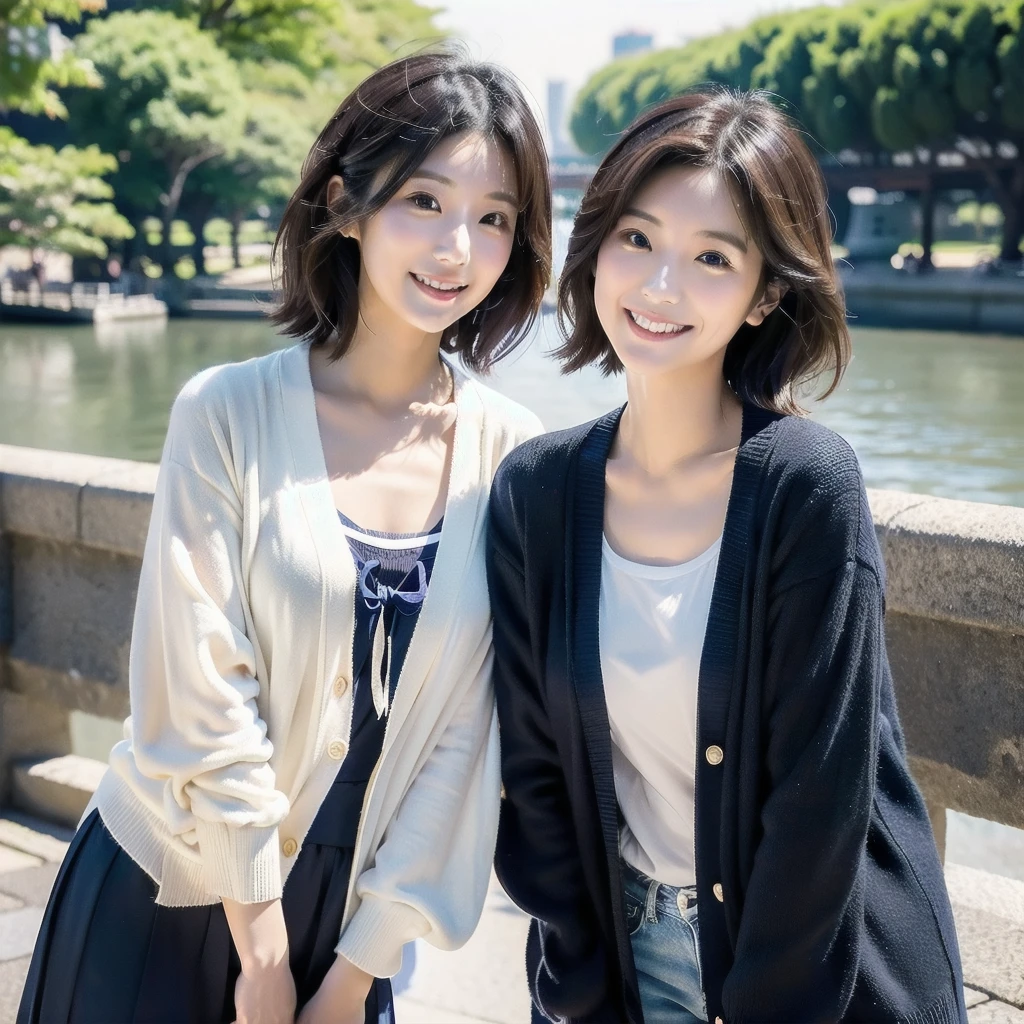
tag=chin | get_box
[410,310,466,336]
[613,338,692,376]
[386,299,456,335]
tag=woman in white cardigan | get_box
[19,50,550,1024]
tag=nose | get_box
[434,221,471,266]
[641,262,681,304]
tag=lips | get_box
[411,273,468,302]
[625,308,693,340]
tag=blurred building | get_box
[842,189,915,261]
[613,30,654,59]
[547,80,581,160]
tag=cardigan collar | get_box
[275,341,486,747]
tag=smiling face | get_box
[339,131,519,343]
[594,164,782,380]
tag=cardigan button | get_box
[333,675,349,698]
[327,739,348,760]
[282,838,298,857]
[705,744,724,766]
[713,882,724,902]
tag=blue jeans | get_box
[622,859,708,1024]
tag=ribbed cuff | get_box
[334,895,429,978]
[194,818,282,904]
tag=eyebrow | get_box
[623,206,661,225]
[408,170,519,207]
[622,207,749,254]
[697,229,748,254]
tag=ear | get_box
[745,277,788,327]
[327,174,360,243]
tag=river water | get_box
[0,314,1022,507]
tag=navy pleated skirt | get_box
[17,808,393,1024]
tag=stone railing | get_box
[0,446,156,803]
[0,445,1022,853]
[871,490,1024,853]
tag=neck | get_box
[320,283,449,408]
[617,359,742,476]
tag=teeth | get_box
[629,310,687,334]
[414,274,463,292]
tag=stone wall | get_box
[0,446,155,799]
[0,445,1022,852]
[872,490,1024,852]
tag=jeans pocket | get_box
[624,889,645,937]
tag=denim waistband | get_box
[621,858,698,921]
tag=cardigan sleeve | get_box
[487,473,613,1023]
[721,548,884,1022]
[334,630,500,978]
[127,384,289,904]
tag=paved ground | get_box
[0,810,1020,1023]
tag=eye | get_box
[481,211,510,229]
[409,192,440,212]
[622,229,651,250]
[698,250,732,268]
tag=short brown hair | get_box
[270,49,552,372]
[556,90,850,413]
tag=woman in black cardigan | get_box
[487,91,966,1024]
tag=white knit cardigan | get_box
[88,340,541,978]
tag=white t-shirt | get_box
[599,533,722,887]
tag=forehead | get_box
[415,131,515,192]
[629,165,747,234]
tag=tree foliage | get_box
[66,9,246,252]
[146,0,345,77]
[0,0,104,116]
[144,0,441,87]
[0,124,132,253]
[0,1,132,254]
[17,0,442,268]
[570,0,1024,157]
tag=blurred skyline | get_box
[435,0,847,136]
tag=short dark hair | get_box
[270,49,552,372]
[556,90,850,414]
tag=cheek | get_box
[706,268,763,314]
[594,247,635,314]
[361,209,427,269]
[470,230,514,288]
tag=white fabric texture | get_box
[598,534,721,888]
[87,340,541,978]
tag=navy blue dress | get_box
[18,514,442,1024]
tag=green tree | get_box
[0,0,102,116]
[331,0,443,86]
[145,0,441,86]
[181,62,312,273]
[0,125,131,252]
[173,0,442,273]
[570,0,1024,260]
[146,0,344,77]
[0,0,132,256]
[66,9,247,270]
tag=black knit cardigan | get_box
[487,404,966,1024]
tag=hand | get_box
[222,897,295,1024]
[296,955,373,1024]
[232,958,296,1024]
